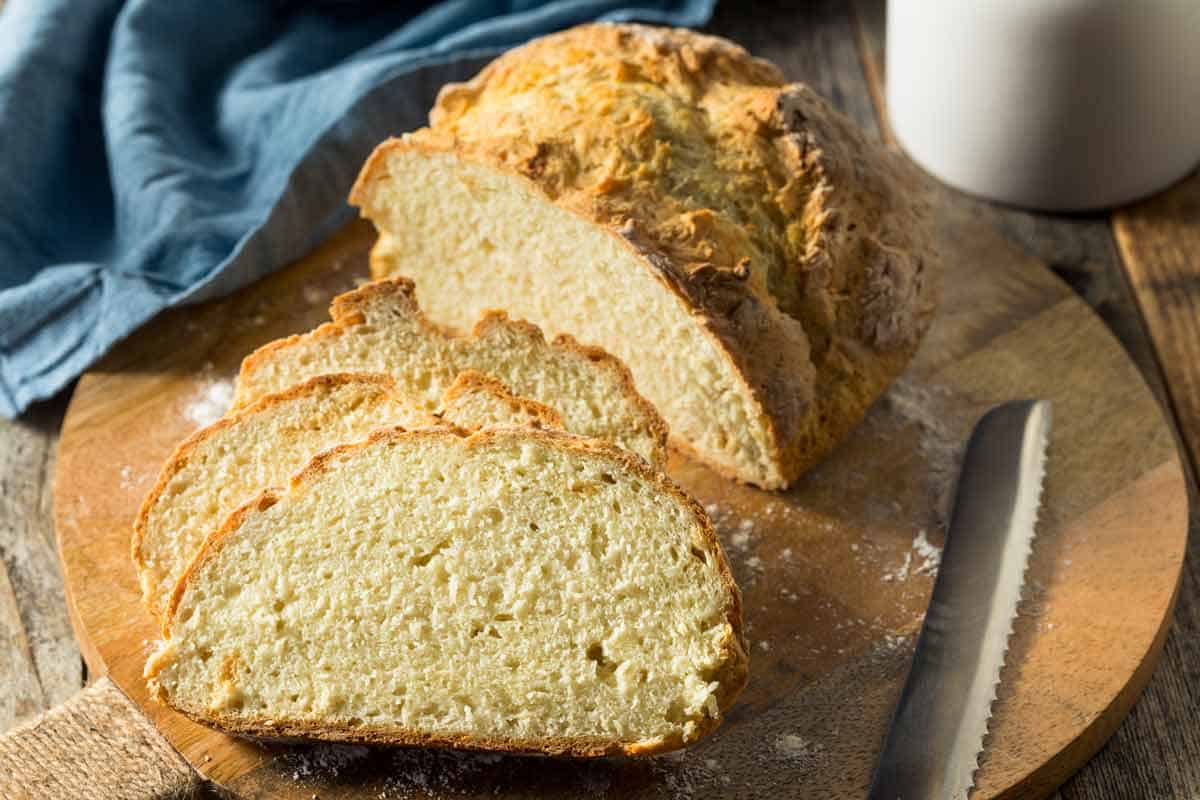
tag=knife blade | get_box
[867,399,1052,800]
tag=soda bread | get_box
[133,372,562,620]
[146,427,747,756]
[353,23,939,488]
[234,279,668,469]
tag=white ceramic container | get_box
[887,0,1200,211]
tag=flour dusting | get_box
[882,377,969,528]
[285,744,369,781]
[380,750,509,798]
[774,733,824,771]
[911,529,942,576]
[302,285,327,306]
[184,379,233,427]
[881,551,912,583]
[704,505,763,585]
[880,529,943,583]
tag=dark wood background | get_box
[2,1,1198,796]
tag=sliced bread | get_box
[436,370,563,432]
[145,427,747,756]
[352,23,939,488]
[134,372,562,620]
[233,278,667,468]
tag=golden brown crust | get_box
[353,22,939,487]
[235,278,669,468]
[152,425,746,757]
[156,706,662,757]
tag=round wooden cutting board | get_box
[53,200,1187,799]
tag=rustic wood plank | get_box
[1112,177,1200,473]
[0,395,83,712]
[0,561,45,731]
[1081,171,1200,800]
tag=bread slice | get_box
[436,370,563,432]
[133,372,563,620]
[352,23,939,488]
[234,278,667,468]
[145,427,747,756]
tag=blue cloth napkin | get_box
[0,0,714,417]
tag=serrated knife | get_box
[868,399,1052,800]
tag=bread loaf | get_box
[234,279,668,469]
[146,427,747,755]
[353,23,938,488]
[133,372,562,620]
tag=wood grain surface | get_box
[2,2,1199,799]
[0,396,81,731]
[1113,180,1200,472]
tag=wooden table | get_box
[3,2,1199,797]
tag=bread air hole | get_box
[585,642,620,686]
[409,539,450,567]
[589,523,608,560]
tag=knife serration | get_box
[867,399,1051,800]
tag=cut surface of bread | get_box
[146,427,747,756]
[134,372,563,620]
[353,23,939,488]
[234,278,667,468]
